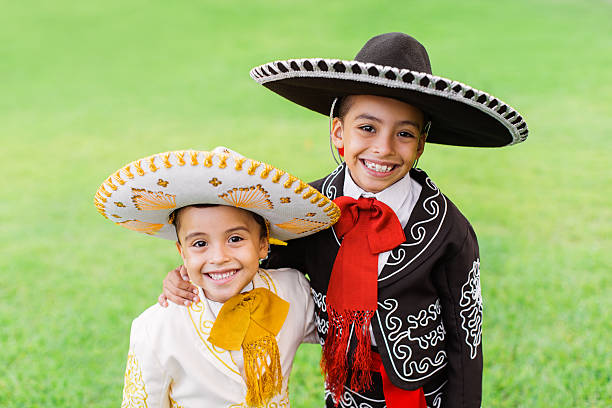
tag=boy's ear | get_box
[330,117,344,150]
[416,132,427,158]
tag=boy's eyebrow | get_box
[355,113,421,130]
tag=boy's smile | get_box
[175,205,268,303]
[332,95,426,193]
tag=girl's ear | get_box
[259,236,270,260]
[176,241,185,261]
[331,117,344,150]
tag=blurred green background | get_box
[1,0,611,406]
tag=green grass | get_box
[1,0,611,406]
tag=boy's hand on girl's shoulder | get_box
[158,265,199,307]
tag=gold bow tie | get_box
[208,287,290,407]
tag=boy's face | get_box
[175,205,269,303]
[331,95,426,193]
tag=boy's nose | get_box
[372,133,394,155]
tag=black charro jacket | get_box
[267,164,482,408]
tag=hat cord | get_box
[329,98,343,165]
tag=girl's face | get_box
[175,205,269,303]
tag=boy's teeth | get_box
[208,270,237,281]
[364,160,393,173]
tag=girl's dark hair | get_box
[170,204,268,241]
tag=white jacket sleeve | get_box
[121,314,171,408]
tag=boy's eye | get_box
[398,131,417,139]
[193,240,207,248]
[359,125,375,133]
[228,236,244,243]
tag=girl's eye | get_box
[193,240,207,248]
[359,125,375,133]
[228,236,244,243]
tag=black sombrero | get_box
[250,32,528,147]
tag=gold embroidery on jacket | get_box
[121,350,148,408]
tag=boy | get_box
[94,148,339,407]
[161,33,528,407]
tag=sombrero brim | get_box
[250,58,528,147]
[94,149,340,241]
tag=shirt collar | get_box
[342,165,414,216]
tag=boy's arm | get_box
[434,226,483,407]
[122,316,170,407]
[158,265,199,307]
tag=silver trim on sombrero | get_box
[250,58,528,146]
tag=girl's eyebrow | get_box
[225,226,250,234]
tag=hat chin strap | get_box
[329,98,343,165]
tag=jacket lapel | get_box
[377,169,449,284]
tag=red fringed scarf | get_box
[322,196,406,404]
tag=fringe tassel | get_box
[243,334,283,408]
[321,306,374,405]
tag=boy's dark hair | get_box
[170,204,268,242]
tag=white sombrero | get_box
[94,147,340,241]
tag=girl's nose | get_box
[207,244,230,264]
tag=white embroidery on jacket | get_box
[407,300,446,350]
[311,287,329,336]
[380,172,447,281]
[322,163,344,246]
[424,380,447,408]
[459,259,483,359]
[325,387,386,408]
[376,298,447,382]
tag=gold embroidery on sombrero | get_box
[115,202,126,207]
[175,152,186,166]
[133,160,145,176]
[305,212,315,217]
[157,179,169,187]
[131,188,177,211]
[209,177,222,187]
[218,153,229,169]
[247,160,261,175]
[294,180,308,194]
[123,165,135,179]
[280,197,290,203]
[260,163,274,179]
[147,156,158,172]
[187,300,241,376]
[275,218,327,234]
[271,169,285,183]
[189,151,199,166]
[203,152,214,168]
[113,171,126,185]
[161,153,172,168]
[121,350,148,408]
[93,198,107,217]
[283,175,297,188]
[234,157,246,171]
[117,220,164,235]
[112,214,121,218]
[219,185,274,210]
[106,177,118,191]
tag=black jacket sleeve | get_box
[434,225,483,407]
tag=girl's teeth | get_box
[364,160,393,173]
[209,271,237,281]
